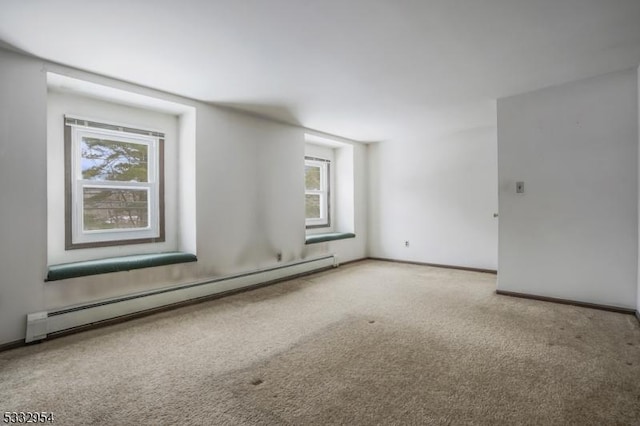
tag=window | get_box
[305,156,330,228]
[65,117,165,249]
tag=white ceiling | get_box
[1,0,640,141]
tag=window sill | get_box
[46,252,197,282]
[305,232,356,245]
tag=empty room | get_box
[1,1,639,424]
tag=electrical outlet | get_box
[277,252,282,262]
[404,241,410,247]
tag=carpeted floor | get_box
[1,260,639,425]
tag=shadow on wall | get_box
[216,102,302,127]
[0,39,32,55]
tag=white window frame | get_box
[66,117,164,248]
[305,157,330,228]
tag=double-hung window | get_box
[65,117,165,249]
[305,156,330,228]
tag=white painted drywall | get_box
[497,69,638,309]
[0,48,368,345]
[0,49,48,347]
[46,90,180,264]
[368,125,498,270]
[178,109,197,255]
[334,144,355,235]
[638,65,640,314]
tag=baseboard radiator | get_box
[26,255,338,343]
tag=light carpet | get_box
[1,260,639,425]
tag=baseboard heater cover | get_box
[26,255,337,343]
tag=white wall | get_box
[638,65,640,314]
[0,49,48,348]
[178,109,197,254]
[194,105,305,275]
[368,125,498,270]
[498,69,638,309]
[334,143,355,235]
[0,48,368,345]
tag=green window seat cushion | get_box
[305,232,356,245]
[46,252,197,281]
